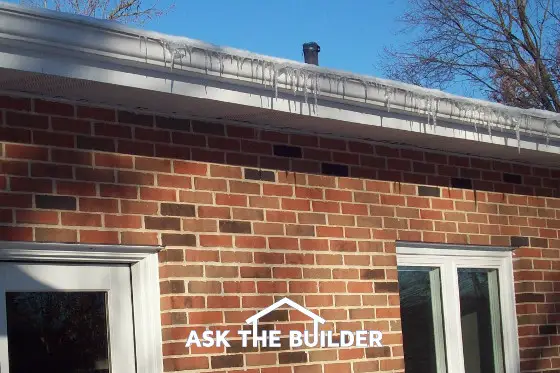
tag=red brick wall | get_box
[0,94,559,372]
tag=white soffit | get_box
[0,2,559,166]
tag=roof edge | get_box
[1,1,559,142]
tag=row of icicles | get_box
[139,38,558,152]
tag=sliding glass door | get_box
[397,247,519,373]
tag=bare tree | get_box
[21,0,171,24]
[384,0,560,112]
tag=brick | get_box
[34,99,73,116]
[11,177,52,193]
[188,281,221,294]
[375,282,399,293]
[77,198,117,213]
[216,194,247,206]
[511,236,530,247]
[365,346,392,358]
[117,171,154,186]
[118,110,153,126]
[134,157,170,173]
[268,237,299,250]
[205,265,238,278]
[118,140,154,156]
[77,106,115,121]
[232,207,263,221]
[35,228,77,243]
[104,214,141,229]
[36,195,76,210]
[286,224,315,237]
[0,96,31,111]
[100,184,137,199]
[135,127,170,143]
[162,234,196,246]
[16,210,58,225]
[121,232,158,245]
[5,144,48,160]
[61,212,101,227]
[360,269,385,280]
[50,117,91,134]
[236,236,266,249]
[0,226,33,241]
[33,130,79,148]
[219,220,252,233]
[139,187,175,202]
[6,111,49,129]
[94,153,133,169]
[279,351,307,364]
[164,357,209,371]
[161,203,195,217]
[94,122,132,138]
[211,355,243,369]
[30,163,72,179]
[119,200,157,214]
[79,230,119,244]
[157,174,191,189]
[200,235,232,248]
[77,136,115,152]
[0,160,27,176]
[145,217,181,231]
[244,168,275,182]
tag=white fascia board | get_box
[2,47,559,157]
[0,1,559,155]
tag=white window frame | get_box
[0,241,163,373]
[397,244,520,373]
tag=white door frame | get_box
[0,241,163,373]
[397,244,520,373]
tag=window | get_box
[0,242,163,373]
[397,245,519,373]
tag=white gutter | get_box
[0,1,559,143]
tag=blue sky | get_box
[11,1,460,92]
[143,0,409,78]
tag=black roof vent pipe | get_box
[303,42,320,65]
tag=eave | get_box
[0,2,559,167]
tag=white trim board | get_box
[0,240,163,373]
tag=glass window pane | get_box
[6,291,111,373]
[458,268,505,373]
[398,266,447,373]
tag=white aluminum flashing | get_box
[0,2,559,163]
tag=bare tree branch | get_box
[21,0,172,25]
[384,0,560,112]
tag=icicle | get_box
[293,70,299,96]
[203,50,209,74]
[303,72,308,104]
[161,41,167,68]
[514,117,521,153]
[313,74,319,111]
[544,119,550,146]
[139,36,148,63]
[384,87,391,112]
[432,98,438,129]
[273,64,278,99]
[362,80,368,103]
[217,52,225,75]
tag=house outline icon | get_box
[245,297,325,340]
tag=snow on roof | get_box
[1,1,560,143]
